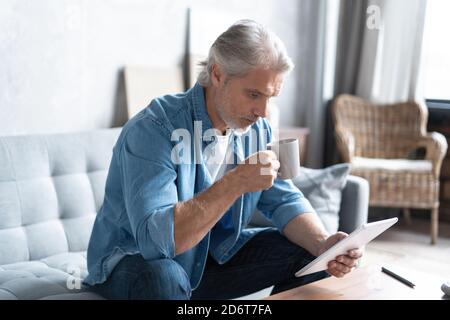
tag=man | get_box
[85,20,362,300]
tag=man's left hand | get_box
[318,232,363,278]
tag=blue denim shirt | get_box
[84,83,315,289]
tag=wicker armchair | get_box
[332,94,448,244]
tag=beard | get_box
[217,106,245,129]
[214,88,252,131]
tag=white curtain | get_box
[355,0,427,103]
[325,0,427,167]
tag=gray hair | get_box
[197,19,294,87]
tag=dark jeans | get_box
[89,229,328,300]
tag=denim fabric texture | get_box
[91,229,328,299]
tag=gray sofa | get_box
[0,128,369,299]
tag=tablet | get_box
[295,217,398,277]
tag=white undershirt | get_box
[203,126,252,182]
[203,131,233,182]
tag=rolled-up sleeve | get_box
[119,124,178,260]
[256,179,315,232]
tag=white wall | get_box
[0,0,303,136]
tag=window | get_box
[421,0,450,102]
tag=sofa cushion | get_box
[0,128,121,266]
[0,251,103,300]
[352,156,432,172]
[249,164,351,234]
[292,163,350,234]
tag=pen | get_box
[381,267,415,288]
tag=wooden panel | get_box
[428,113,450,223]
[441,180,450,200]
[439,201,450,223]
[124,66,184,119]
[441,159,450,178]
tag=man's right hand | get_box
[228,150,280,193]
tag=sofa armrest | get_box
[338,175,369,234]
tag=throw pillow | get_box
[249,163,351,234]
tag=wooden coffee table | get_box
[267,265,448,300]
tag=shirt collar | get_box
[191,82,213,135]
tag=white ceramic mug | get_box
[267,138,300,179]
